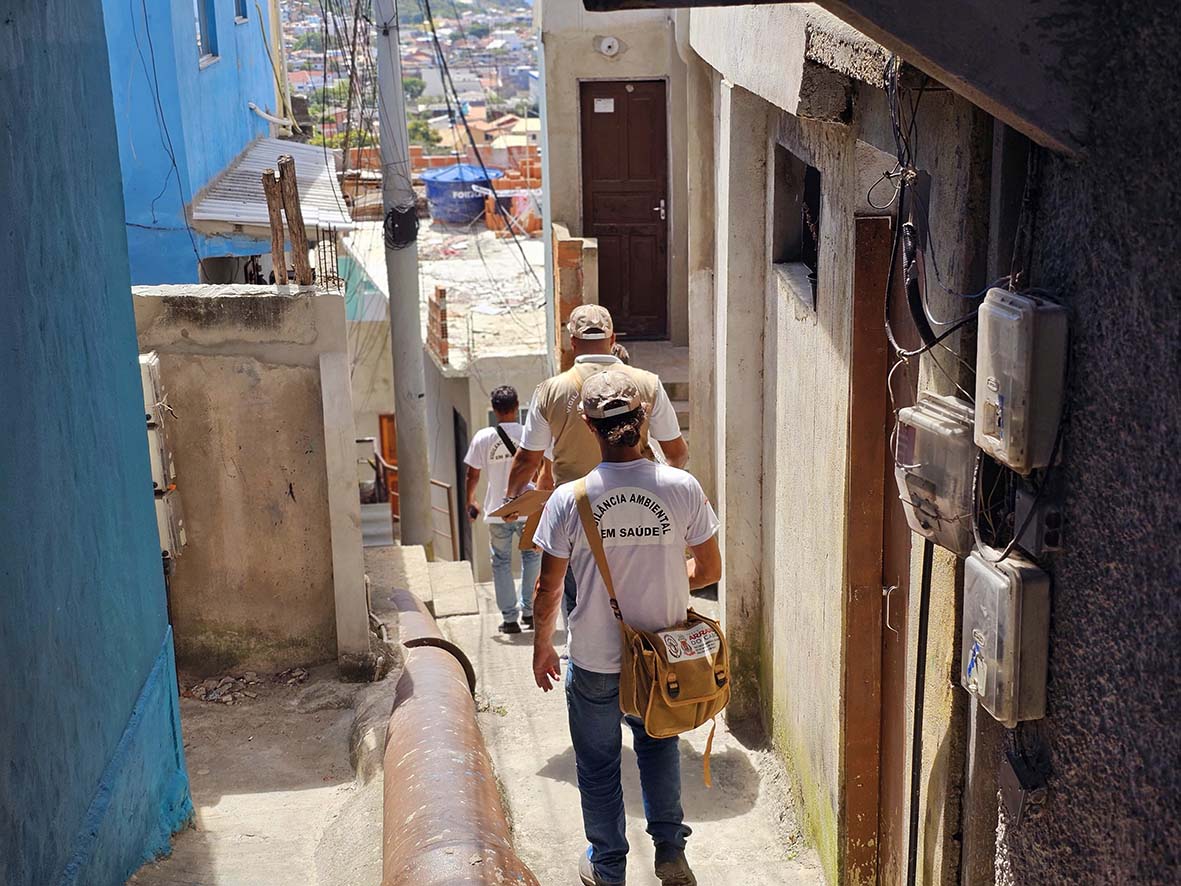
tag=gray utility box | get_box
[895,393,976,557]
[961,548,1051,728]
[974,288,1068,475]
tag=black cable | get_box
[903,220,939,348]
[906,539,935,886]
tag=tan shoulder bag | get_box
[573,478,730,785]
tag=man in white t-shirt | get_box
[505,305,688,621]
[464,385,541,634]
[531,371,721,886]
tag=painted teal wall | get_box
[0,2,192,884]
[103,0,276,283]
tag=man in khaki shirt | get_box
[504,304,688,616]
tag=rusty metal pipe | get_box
[383,646,539,886]
[386,587,477,694]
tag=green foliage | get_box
[293,31,324,53]
[396,0,424,24]
[468,24,491,39]
[309,81,351,109]
[308,128,376,150]
[402,77,426,101]
[407,117,442,146]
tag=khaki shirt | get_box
[529,361,667,485]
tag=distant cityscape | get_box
[280,0,539,155]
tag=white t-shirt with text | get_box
[533,459,720,673]
[464,422,524,524]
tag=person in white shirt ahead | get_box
[531,370,721,886]
[506,304,689,621]
[464,385,541,634]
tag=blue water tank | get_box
[420,164,506,225]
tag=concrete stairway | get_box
[363,544,478,619]
[626,341,691,446]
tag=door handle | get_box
[883,585,899,635]
[653,198,666,220]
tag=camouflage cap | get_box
[566,304,614,340]
[581,369,642,419]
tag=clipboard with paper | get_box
[490,489,553,551]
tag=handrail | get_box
[357,438,457,560]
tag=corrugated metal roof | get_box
[191,138,353,232]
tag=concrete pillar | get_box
[319,351,372,673]
[715,81,769,727]
[374,0,433,551]
[686,56,717,502]
[551,224,598,371]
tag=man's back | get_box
[534,459,719,673]
[528,362,670,485]
[464,422,523,521]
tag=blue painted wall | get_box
[103,0,277,283]
[0,2,191,884]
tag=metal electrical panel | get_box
[961,548,1051,727]
[974,289,1068,475]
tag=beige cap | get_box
[581,370,642,419]
[566,304,614,340]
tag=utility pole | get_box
[373,0,434,552]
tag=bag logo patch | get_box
[659,624,721,661]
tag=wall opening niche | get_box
[772,143,822,312]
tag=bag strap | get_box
[573,478,624,624]
[495,424,518,456]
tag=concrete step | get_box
[663,379,690,402]
[364,544,433,612]
[671,398,690,431]
[428,559,479,618]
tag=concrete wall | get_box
[0,3,191,882]
[692,12,990,882]
[538,0,689,344]
[102,0,275,283]
[341,247,396,446]
[986,3,1181,882]
[133,286,368,675]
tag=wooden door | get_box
[379,413,398,521]
[840,217,893,885]
[877,228,921,885]
[580,80,669,339]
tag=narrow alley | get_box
[4,1,1179,886]
[443,585,825,886]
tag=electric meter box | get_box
[974,289,1067,475]
[895,393,976,556]
[155,491,187,557]
[146,425,176,493]
[139,352,164,427]
[961,548,1050,728]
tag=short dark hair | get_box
[589,404,646,448]
[490,385,518,414]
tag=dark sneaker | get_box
[579,850,622,885]
[498,621,521,635]
[522,614,535,629]
[654,844,696,886]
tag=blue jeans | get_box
[488,521,541,622]
[565,664,690,883]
